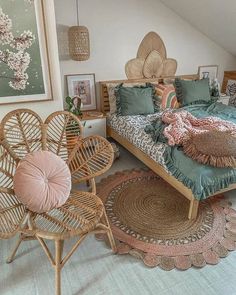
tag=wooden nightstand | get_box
[81,111,106,138]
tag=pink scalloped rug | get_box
[97,169,236,270]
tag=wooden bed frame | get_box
[99,75,236,219]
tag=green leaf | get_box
[65,96,72,104]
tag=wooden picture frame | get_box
[0,0,53,105]
[66,73,96,111]
[198,65,218,81]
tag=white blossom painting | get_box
[0,0,52,104]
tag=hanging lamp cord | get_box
[76,0,79,26]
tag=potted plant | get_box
[66,96,83,117]
[65,96,84,150]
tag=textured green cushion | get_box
[115,85,155,116]
[174,78,211,106]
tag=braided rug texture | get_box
[97,169,236,270]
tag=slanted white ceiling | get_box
[160,0,236,57]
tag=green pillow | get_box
[115,84,156,116]
[174,78,211,106]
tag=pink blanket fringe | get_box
[162,110,236,146]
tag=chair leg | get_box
[6,233,24,263]
[55,240,64,295]
[102,210,117,253]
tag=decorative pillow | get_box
[155,84,179,109]
[182,130,236,167]
[174,78,211,106]
[106,82,146,115]
[115,84,156,116]
[229,94,236,107]
[107,83,118,115]
[13,151,71,213]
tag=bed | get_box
[99,76,236,220]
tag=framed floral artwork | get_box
[66,73,96,111]
[198,65,218,81]
[0,0,52,104]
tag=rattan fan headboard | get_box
[99,74,199,113]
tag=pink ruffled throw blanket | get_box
[162,110,236,146]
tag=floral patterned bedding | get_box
[107,113,167,168]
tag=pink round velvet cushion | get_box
[13,151,71,213]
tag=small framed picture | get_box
[66,73,96,111]
[198,65,218,81]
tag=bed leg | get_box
[188,199,199,220]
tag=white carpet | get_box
[1,144,236,295]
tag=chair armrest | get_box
[67,135,114,183]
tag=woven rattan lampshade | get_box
[68,26,90,61]
[68,0,90,61]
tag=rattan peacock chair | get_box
[0,109,117,295]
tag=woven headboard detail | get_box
[99,74,199,114]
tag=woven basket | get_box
[68,25,90,61]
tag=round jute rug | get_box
[96,169,236,270]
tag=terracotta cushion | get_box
[13,151,71,213]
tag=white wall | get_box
[160,0,236,56]
[55,0,236,107]
[0,0,63,121]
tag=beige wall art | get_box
[125,31,177,79]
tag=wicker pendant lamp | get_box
[68,0,90,61]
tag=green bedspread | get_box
[145,102,236,200]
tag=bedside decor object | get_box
[66,73,96,110]
[125,32,177,79]
[97,169,236,270]
[65,95,83,117]
[198,65,218,81]
[219,94,230,105]
[0,0,54,104]
[68,0,90,61]
[210,78,220,97]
